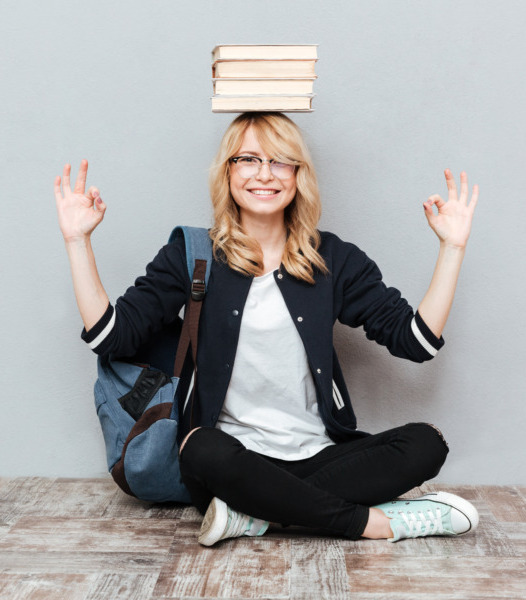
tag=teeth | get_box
[250,190,279,195]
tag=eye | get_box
[238,156,258,164]
[271,161,288,169]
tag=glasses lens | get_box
[234,157,295,179]
[270,162,295,179]
[235,157,259,178]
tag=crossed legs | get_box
[179,422,449,540]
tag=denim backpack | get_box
[94,226,212,503]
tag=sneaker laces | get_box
[224,508,253,539]
[399,506,445,537]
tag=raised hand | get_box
[423,170,479,249]
[54,159,106,242]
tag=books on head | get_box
[211,44,319,113]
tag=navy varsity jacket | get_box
[82,231,444,442]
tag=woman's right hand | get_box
[54,159,106,242]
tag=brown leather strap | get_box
[173,259,207,377]
[173,259,207,428]
[112,402,173,497]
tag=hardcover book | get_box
[212,44,318,60]
[211,94,315,113]
[212,60,317,79]
[213,78,315,95]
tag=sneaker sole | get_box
[198,497,228,547]
[419,491,480,533]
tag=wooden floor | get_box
[1,478,525,599]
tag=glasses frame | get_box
[230,155,297,179]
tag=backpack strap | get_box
[168,227,213,427]
[168,226,213,295]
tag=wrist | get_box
[439,240,466,253]
[64,234,91,246]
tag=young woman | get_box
[55,112,479,546]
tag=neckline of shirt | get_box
[253,269,278,282]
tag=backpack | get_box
[94,226,213,503]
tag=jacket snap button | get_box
[297,316,303,322]
[316,368,322,374]
[232,309,239,316]
[277,273,283,280]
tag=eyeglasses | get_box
[230,155,296,179]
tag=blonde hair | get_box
[208,112,328,284]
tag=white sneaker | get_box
[375,491,479,542]
[198,497,270,547]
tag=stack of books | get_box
[211,44,318,112]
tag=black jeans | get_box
[179,422,449,540]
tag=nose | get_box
[255,161,274,182]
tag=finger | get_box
[93,196,107,217]
[74,159,89,194]
[423,201,438,229]
[444,169,458,202]
[425,194,446,211]
[63,164,72,194]
[468,184,479,213]
[459,171,469,204]
[86,186,100,200]
[54,175,63,202]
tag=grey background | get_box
[1,0,524,483]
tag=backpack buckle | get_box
[191,279,206,301]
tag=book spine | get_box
[212,60,317,79]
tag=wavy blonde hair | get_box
[208,112,328,284]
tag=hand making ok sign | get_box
[423,170,479,249]
[54,159,106,242]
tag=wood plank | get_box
[0,516,178,553]
[477,486,526,522]
[0,572,93,600]
[0,477,12,494]
[84,572,159,600]
[0,523,11,542]
[101,487,195,521]
[344,555,526,598]
[290,538,350,600]
[0,477,55,524]
[344,534,436,556]
[0,550,168,575]
[153,538,234,598]
[516,486,526,505]
[154,535,290,599]
[500,522,526,555]
[23,478,117,519]
[220,537,290,599]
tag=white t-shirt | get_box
[216,270,335,460]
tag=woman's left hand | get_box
[423,170,479,249]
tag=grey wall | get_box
[1,0,524,483]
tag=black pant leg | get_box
[296,422,449,506]
[179,427,370,539]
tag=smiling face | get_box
[229,126,297,226]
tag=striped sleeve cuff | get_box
[411,311,445,357]
[80,303,116,351]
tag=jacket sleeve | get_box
[80,238,189,357]
[336,243,444,362]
